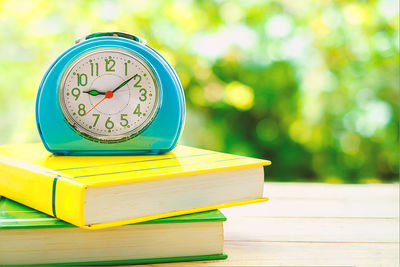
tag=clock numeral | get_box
[90,62,99,76]
[77,73,87,86]
[105,117,114,129]
[124,62,128,76]
[71,88,80,101]
[139,88,147,102]
[78,104,86,116]
[133,74,142,87]
[105,58,115,72]
[120,114,128,127]
[133,104,141,116]
[92,114,100,127]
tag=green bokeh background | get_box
[0,0,398,183]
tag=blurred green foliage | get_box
[0,0,398,183]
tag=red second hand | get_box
[84,91,113,116]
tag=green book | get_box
[0,197,227,266]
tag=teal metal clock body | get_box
[36,32,185,155]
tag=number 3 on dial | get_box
[139,88,147,101]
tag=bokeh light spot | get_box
[224,81,254,110]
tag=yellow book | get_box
[0,143,270,229]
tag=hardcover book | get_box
[0,144,270,229]
[0,197,227,266]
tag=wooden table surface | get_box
[149,182,399,267]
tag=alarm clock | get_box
[36,32,185,155]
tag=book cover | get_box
[0,197,228,266]
[0,144,270,229]
[0,197,227,229]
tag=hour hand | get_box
[83,89,105,96]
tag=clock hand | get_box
[84,91,114,116]
[83,75,137,96]
[83,89,105,96]
[112,75,137,93]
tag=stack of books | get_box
[0,144,270,265]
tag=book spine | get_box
[0,159,85,227]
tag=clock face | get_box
[59,48,159,142]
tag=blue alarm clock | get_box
[36,32,185,155]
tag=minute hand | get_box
[112,75,137,93]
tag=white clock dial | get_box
[59,48,159,142]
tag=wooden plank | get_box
[147,241,399,267]
[140,183,400,267]
[224,217,399,243]
[264,182,399,201]
[221,183,399,218]
[221,198,399,218]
